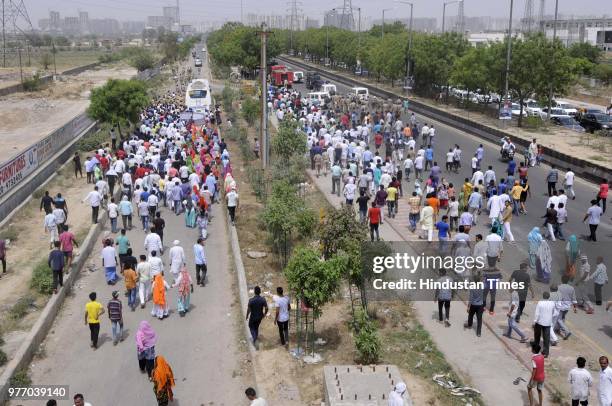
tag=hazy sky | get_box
[25,0,610,25]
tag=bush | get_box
[523,115,545,129]
[0,349,7,367]
[10,369,32,386]
[9,295,35,320]
[241,98,260,126]
[76,128,110,152]
[221,85,237,112]
[22,74,42,92]
[129,49,157,72]
[0,226,18,242]
[31,260,53,295]
[353,310,381,364]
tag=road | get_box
[14,51,251,406]
[287,70,612,355]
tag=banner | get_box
[0,146,38,198]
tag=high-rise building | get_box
[49,11,61,31]
[63,16,80,34]
[163,6,179,24]
[305,17,320,29]
[324,9,354,30]
[147,16,174,30]
[79,11,89,33]
[122,21,146,34]
[89,18,120,36]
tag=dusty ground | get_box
[0,161,98,371]
[0,62,135,162]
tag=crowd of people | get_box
[268,83,611,406]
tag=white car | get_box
[194,58,202,67]
[321,83,337,95]
[293,71,304,83]
[351,87,369,101]
[525,100,542,116]
[511,103,528,117]
[554,101,578,116]
[539,108,568,120]
[306,91,331,107]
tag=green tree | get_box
[129,49,156,72]
[87,79,150,136]
[567,42,602,64]
[271,120,307,162]
[241,97,260,126]
[593,63,612,85]
[39,53,52,70]
[159,31,179,62]
[450,45,493,102]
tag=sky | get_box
[25,0,610,26]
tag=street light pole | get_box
[442,1,459,33]
[504,0,514,108]
[382,8,392,40]
[546,0,559,120]
[326,8,336,65]
[395,1,414,79]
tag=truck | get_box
[306,71,323,91]
[270,65,294,88]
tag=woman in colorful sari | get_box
[536,237,552,284]
[172,266,193,317]
[527,227,543,271]
[152,355,175,406]
[136,321,157,378]
[564,235,580,281]
[151,273,170,319]
[184,198,197,228]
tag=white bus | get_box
[185,79,212,113]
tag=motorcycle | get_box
[500,147,515,161]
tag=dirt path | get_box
[0,63,135,162]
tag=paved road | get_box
[289,75,612,354]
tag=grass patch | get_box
[0,226,19,242]
[9,295,36,320]
[0,349,7,367]
[588,155,606,161]
[31,260,53,295]
[10,369,32,386]
[382,322,484,405]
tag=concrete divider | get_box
[0,200,111,404]
[278,56,611,184]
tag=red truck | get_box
[270,65,294,88]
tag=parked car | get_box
[321,83,337,96]
[539,107,568,120]
[194,58,202,67]
[550,116,585,132]
[553,101,578,116]
[525,99,542,116]
[354,66,369,76]
[351,87,369,101]
[293,71,304,83]
[306,91,331,107]
[511,103,528,117]
[579,112,611,134]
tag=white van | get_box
[321,83,337,95]
[293,71,304,83]
[307,91,330,107]
[351,87,369,101]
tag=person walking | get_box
[528,343,546,406]
[501,200,515,242]
[568,356,592,406]
[168,240,186,283]
[546,165,559,197]
[598,356,612,406]
[368,201,382,242]
[119,195,133,230]
[151,273,170,319]
[565,168,576,200]
[107,291,123,345]
[532,291,555,357]
[226,185,239,226]
[84,292,104,350]
[59,225,78,272]
[48,241,64,294]
[504,286,527,342]
[464,275,484,337]
[0,238,6,276]
[40,191,54,215]
[82,186,103,224]
[419,201,434,242]
[138,199,150,231]
[596,179,608,213]
[144,227,163,255]
[136,320,157,378]
[172,266,193,317]
[388,382,408,406]
[101,239,118,285]
[137,255,152,308]
[151,355,175,406]
[72,393,92,406]
[509,262,534,322]
[586,257,608,306]
[246,286,268,347]
[434,269,452,327]
[583,200,603,242]
[273,286,290,347]
[123,262,138,311]
[555,275,577,340]
[107,197,119,233]
[44,210,58,249]
[194,237,207,286]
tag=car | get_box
[511,103,528,117]
[293,71,304,83]
[351,87,369,101]
[354,67,369,76]
[550,116,585,132]
[579,112,612,134]
[194,58,202,67]
[321,83,337,95]
[553,101,578,116]
[306,91,330,107]
[525,99,542,116]
[539,107,567,120]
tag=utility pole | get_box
[17,46,22,83]
[258,23,270,168]
[52,39,56,75]
[2,0,6,68]
[546,0,559,120]
[396,1,414,83]
[504,0,514,110]
[442,1,459,34]
[382,8,392,40]
[357,7,361,49]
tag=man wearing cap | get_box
[388,382,408,405]
[226,185,239,226]
[169,240,186,283]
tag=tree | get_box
[568,42,602,64]
[241,97,260,126]
[159,31,179,62]
[593,63,612,86]
[129,49,156,72]
[450,45,494,103]
[39,53,52,70]
[271,120,307,162]
[87,79,150,136]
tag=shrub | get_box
[353,310,381,364]
[241,98,260,126]
[129,49,157,72]
[31,260,53,295]
[22,74,42,92]
[9,295,35,320]
[0,226,18,242]
[523,115,545,129]
[0,349,7,367]
[10,369,32,386]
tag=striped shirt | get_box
[107,299,122,321]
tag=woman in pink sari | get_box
[172,267,193,317]
[136,320,157,378]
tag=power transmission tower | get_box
[456,0,465,35]
[1,0,33,68]
[537,0,546,32]
[522,0,535,33]
[338,0,354,31]
[286,0,302,51]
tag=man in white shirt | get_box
[599,356,612,406]
[245,387,268,406]
[568,356,592,405]
[226,186,239,226]
[168,240,186,283]
[144,228,163,255]
[533,291,555,357]
[148,250,164,277]
[101,239,118,285]
[274,287,291,346]
[82,186,103,224]
[564,168,576,200]
[107,197,119,233]
[44,212,58,248]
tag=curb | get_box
[0,199,113,404]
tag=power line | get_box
[1,0,33,68]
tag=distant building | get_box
[371,17,437,33]
[49,11,61,31]
[540,18,612,50]
[79,11,89,33]
[163,6,179,24]
[324,9,354,30]
[305,17,320,29]
[38,18,50,31]
[147,16,173,30]
[63,16,80,35]
[122,21,146,34]
[467,32,524,46]
[90,18,120,36]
